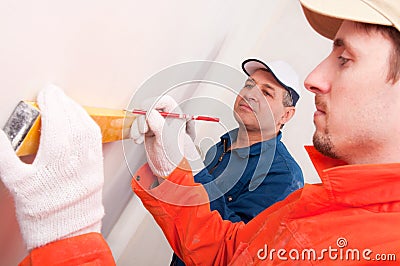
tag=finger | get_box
[0,130,26,182]
[36,84,71,147]
[130,119,141,143]
[36,84,100,162]
[130,116,147,144]
[137,115,149,135]
[36,84,78,157]
[146,109,166,135]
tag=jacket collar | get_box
[221,128,281,158]
[305,146,400,206]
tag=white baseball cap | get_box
[300,0,400,40]
[242,59,301,106]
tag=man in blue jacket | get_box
[170,59,304,265]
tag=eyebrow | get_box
[262,84,276,96]
[246,77,277,95]
[333,38,344,48]
[262,83,275,90]
[245,78,255,84]
[333,38,356,55]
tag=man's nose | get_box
[304,57,332,95]
[241,85,261,101]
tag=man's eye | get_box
[244,84,253,89]
[338,55,349,66]
[262,90,270,96]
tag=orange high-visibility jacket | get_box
[21,147,400,265]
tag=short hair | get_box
[282,90,294,107]
[355,22,400,84]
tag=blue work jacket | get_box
[195,128,304,223]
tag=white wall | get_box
[0,0,331,265]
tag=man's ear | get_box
[280,107,296,125]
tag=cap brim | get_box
[300,0,395,40]
[242,59,268,77]
[242,59,300,106]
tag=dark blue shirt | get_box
[170,128,304,265]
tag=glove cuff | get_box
[19,188,104,250]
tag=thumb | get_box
[130,115,148,144]
[0,130,26,182]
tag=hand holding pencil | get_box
[130,95,205,178]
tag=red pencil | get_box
[128,109,219,122]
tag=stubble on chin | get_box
[312,131,339,159]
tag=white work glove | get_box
[0,84,104,250]
[183,119,204,166]
[186,119,196,142]
[130,95,204,178]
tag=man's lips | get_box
[314,105,326,117]
[239,102,253,112]
[314,97,327,114]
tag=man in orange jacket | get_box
[0,0,399,265]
